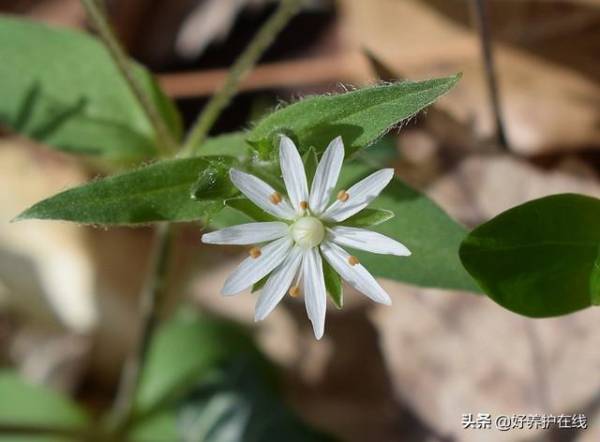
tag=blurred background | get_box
[1,0,599,440]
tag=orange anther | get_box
[270,192,282,204]
[337,190,349,202]
[249,247,262,259]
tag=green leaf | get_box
[134,310,255,417]
[340,208,394,228]
[0,371,88,430]
[173,356,333,442]
[191,158,238,201]
[460,193,600,317]
[247,74,460,155]
[15,157,225,225]
[128,410,178,442]
[323,258,343,308]
[0,17,181,161]
[339,162,477,291]
[197,132,252,159]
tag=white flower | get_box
[201,135,410,339]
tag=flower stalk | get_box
[180,0,304,156]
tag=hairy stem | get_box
[81,0,177,155]
[109,223,174,430]
[180,0,304,156]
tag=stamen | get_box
[337,190,349,202]
[347,255,359,266]
[299,200,309,210]
[269,192,282,204]
[288,286,300,297]
[249,247,262,259]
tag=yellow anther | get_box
[337,190,349,202]
[299,200,309,210]
[289,286,300,297]
[270,192,282,205]
[347,255,359,266]
[249,247,262,259]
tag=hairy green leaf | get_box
[0,371,88,431]
[247,74,460,155]
[191,158,238,201]
[460,194,600,317]
[0,17,181,161]
[15,158,222,225]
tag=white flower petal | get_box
[321,168,394,222]
[255,246,303,321]
[279,135,308,212]
[229,169,295,220]
[328,226,410,256]
[308,136,344,215]
[202,222,289,245]
[302,247,327,340]
[221,236,293,295]
[320,241,391,305]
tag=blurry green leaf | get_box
[130,314,332,442]
[323,258,343,309]
[134,310,254,416]
[302,147,319,185]
[339,162,477,291]
[0,371,88,431]
[0,17,181,161]
[247,74,460,156]
[15,158,225,224]
[174,356,333,442]
[340,208,394,228]
[128,410,178,442]
[460,193,600,317]
[191,158,238,201]
[355,135,398,167]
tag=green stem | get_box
[109,223,174,430]
[80,0,177,155]
[180,0,304,156]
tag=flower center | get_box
[291,216,325,248]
